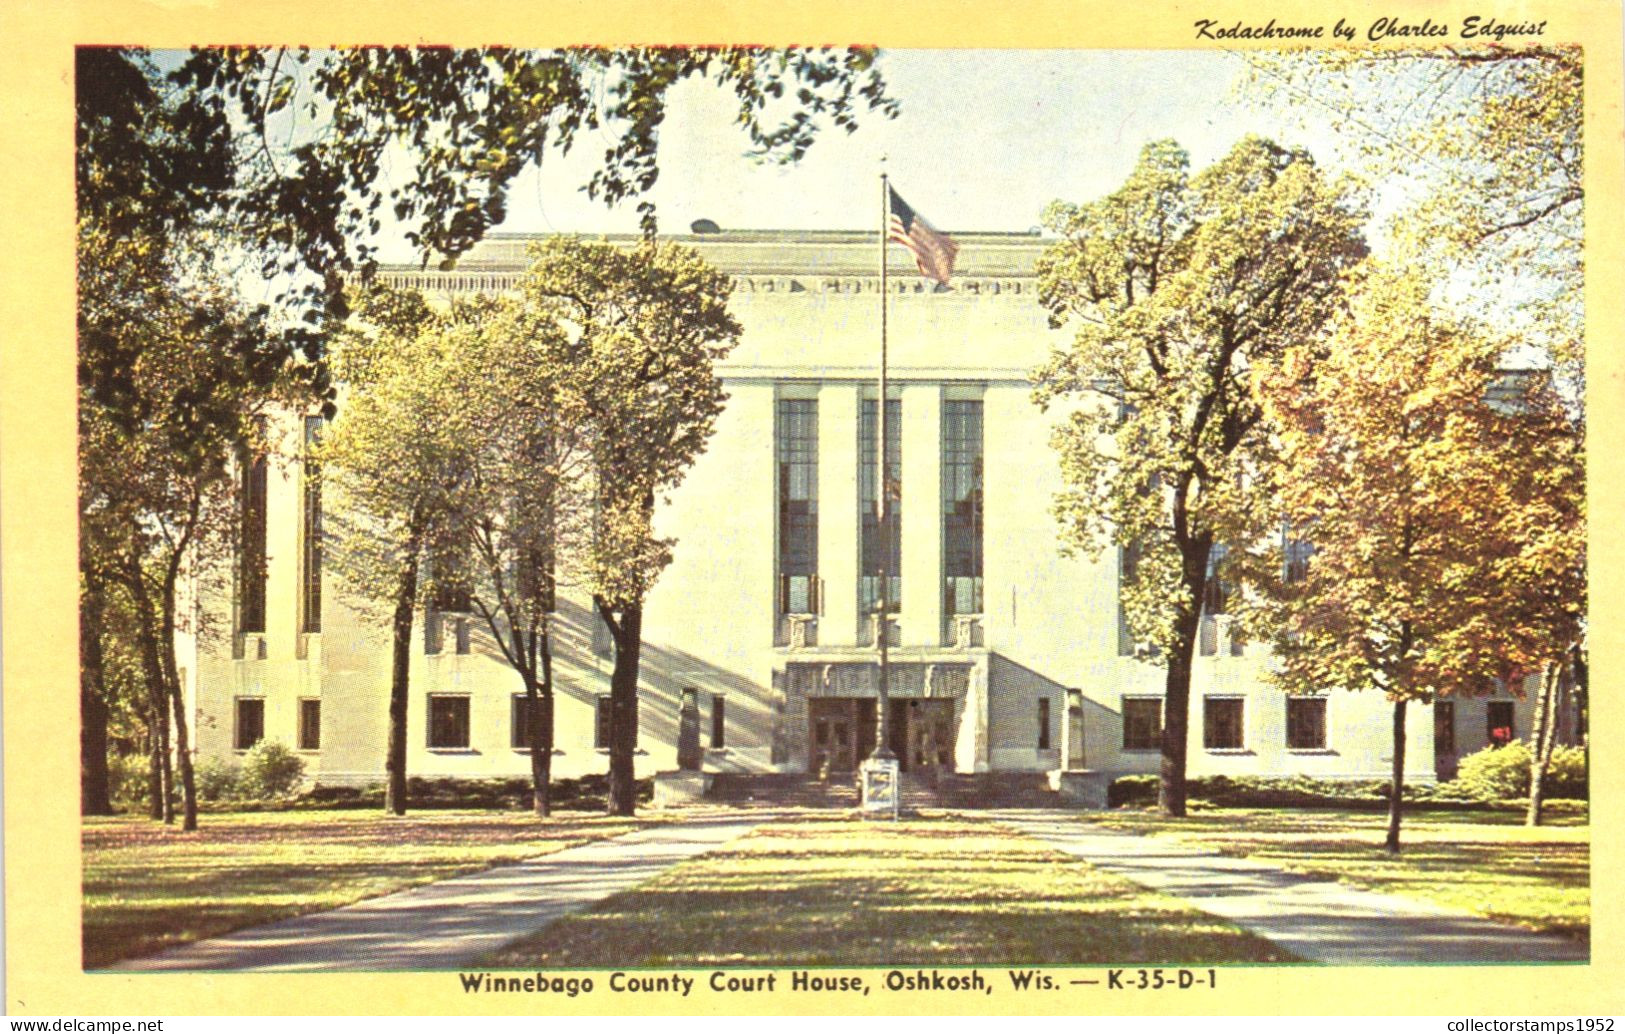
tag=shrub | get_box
[238,740,306,799]
[1455,742,1533,800]
[1455,742,1588,801]
[108,751,152,812]
[194,755,242,802]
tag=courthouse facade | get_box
[180,228,1545,789]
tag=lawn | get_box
[83,809,651,969]
[484,817,1299,967]
[1077,807,1589,942]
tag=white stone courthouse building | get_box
[180,228,1544,792]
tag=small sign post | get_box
[859,755,900,819]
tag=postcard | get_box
[3,0,1622,1018]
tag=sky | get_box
[375,49,1374,258]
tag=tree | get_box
[320,288,481,815]
[86,47,896,348]
[78,222,288,831]
[1033,137,1367,816]
[428,302,592,818]
[1241,48,1582,365]
[1253,266,1583,851]
[77,46,896,810]
[516,238,740,816]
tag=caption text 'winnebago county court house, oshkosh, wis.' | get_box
[174,226,1569,800]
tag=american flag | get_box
[887,186,958,286]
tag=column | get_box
[899,383,942,646]
[817,384,860,646]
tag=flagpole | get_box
[875,165,894,764]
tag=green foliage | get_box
[1457,743,1588,801]
[238,741,307,799]
[193,755,243,802]
[294,776,652,811]
[1033,137,1367,657]
[108,752,153,812]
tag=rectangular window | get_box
[858,398,902,614]
[942,399,984,616]
[1282,522,1313,586]
[1203,696,1245,750]
[298,698,321,751]
[711,694,726,750]
[301,415,324,633]
[1487,700,1516,747]
[238,443,269,635]
[427,695,470,749]
[424,609,444,655]
[1285,696,1327,750]
[512,694,533,750]
[235,698,265,751]
[778,398,819,614]
[1037,697,1052,750]
[1434,700,1456,756]
[595,695,613,750]
[1122,697,1163,751]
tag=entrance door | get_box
[809,699,878,776]
[895,699,955,774]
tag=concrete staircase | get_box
[704,770,1060,811]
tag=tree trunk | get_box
[1385,698,1407,853]
[145,702,165,820]
[385,527,424,817]
[80,590,114,815]
[606,602,643,817]
[1528,661,1563,827]
[161,582,198,831]
[528,625,555,818]
[1158,534,1211,818]
[167,675,198,831]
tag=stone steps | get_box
[705,771,1061,810]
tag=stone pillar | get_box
[1064,687,1086,770]
[677,686,702,771]
[899,384,942,646]
[818,384,860,646]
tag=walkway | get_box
[111,814,767,972]
[999,812,1587,965]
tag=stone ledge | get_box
[652,770,714,808]
[1048,769,1110,810]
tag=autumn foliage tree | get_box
[1254,266,1584,851]
[1033,137,1367,816]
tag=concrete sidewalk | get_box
[999,813,1587,965]
[110,814,766,972]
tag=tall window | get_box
[859,398,902,614]
[710,694,727,749]
[1117,542,1141,656]
[298,698,321,751]
[777,398,819,614]
[1285,696,1327,750]
[1037,697,1052,750]
[238,442,269,635]
[301,416,324,633]
[942,399,984,617]
[1203,696,1245,750]
[234,697,265,751]
[512,694,534,749]
[1434,700,1456,756]
[427,695,470,749]
[1282,522,1313,585]
[595,695,614,749]
[1487,700,1516,747]
[1122,697,1163,751]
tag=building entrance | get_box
[809,697,955,776]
